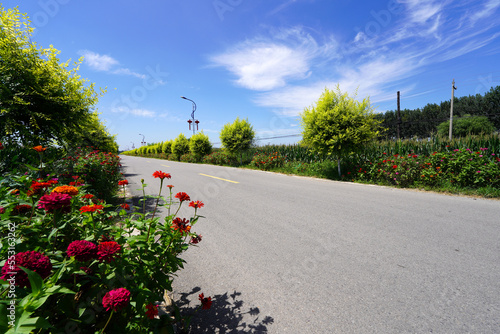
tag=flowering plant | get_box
[0,150,211,333]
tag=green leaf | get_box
[19,266,43,296]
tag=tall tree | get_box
[301,86,381,176]
[0,5,106,147]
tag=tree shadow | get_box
[176,287,274,333]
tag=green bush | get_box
[189,131,212,161]
[180,152,198,163]
[202,151,235,165]
[251,152,286,171]
[172,134,190,160]
[437,116,495,137]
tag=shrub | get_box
[172,134,190,160]
[251,152,286,171]
[180,152,198,163]
[437,116,495,137]
[202,151,235,165]
[189,131,212,161]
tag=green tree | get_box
[300,86,381,176]
[189,131,212,161]
[172,133,190,160]
[162,140,173,156]
[437,115,495,137]
[0,6,108,148]
[220,117,255,164]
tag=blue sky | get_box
[4,0,500,150]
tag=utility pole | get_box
[449,79,457,140]
[397,91,401,140]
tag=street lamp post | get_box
[181,96,198,135]
[139,134,146,146]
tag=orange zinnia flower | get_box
[52,185,79,196]
[33,145,46,152]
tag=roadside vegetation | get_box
[124,87,500,199]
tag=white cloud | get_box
[209,28,337,91]
[111,107,156,118]
[79,50,118,71]
[470,0,500,23]
[79,50,147,79]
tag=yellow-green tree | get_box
[189,131,212,161]
[301,86,381,176]
[220,117,255,164]
[172,133,189,160]
[0,6,107,148]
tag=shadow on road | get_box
[176,287,274,333]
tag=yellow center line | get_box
[161,164,170,167]
[199,173,239,184]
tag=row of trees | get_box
[376,86,500,139]
[0,6,117,153]
[126,117,256,162]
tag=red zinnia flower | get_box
[102,288,131,312]
[13,204,32,215]
[120,203,130,210]
[38,192,72,214]
[0,207,5,214]
[198,293,212,310]
[82,194,94,199]
[0,142,4,150]
[175,192,190,202]
[153,171,171,180]
[30,181,52,196]
[67,240,98,262]
[98,241,121,262]
[33,145,46,152]
[166,185,174,189]
[118,180,128,186]
[392,165,398,169]
[189,201,204,209]
[80,204,104,214]
[145,303,159,319]
[1,251,52,288]
[172,217,191,235]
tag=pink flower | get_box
[37,192,72,213]
[1,251,52,288]
[67,240,98,262]
[102,288,131,312]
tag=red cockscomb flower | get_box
[33,145,46,152]
[189,201,204,209]
[102,288,131,312]
[190,234,202,244]
[1,251,52,288]
[175,192,190,202]
[198,293,212,310]
[98,241,121,262]
[67,240,98,262]
[80,204,104,214]
[118,180,128,186]
[153,171,171,180]
[145,303,159,319]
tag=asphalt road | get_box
[119,155,500,333]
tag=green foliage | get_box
[219,118,255,161]
[0,6,112,149]
[189,131,212,161]
[250,152,285,171]
[162,140,173,155]
[180,152,198,163]
[301,86,380,158]
[437,115,495,137]
[202,150,236,165]
[172,134,190,160]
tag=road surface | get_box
[119,155,500,333]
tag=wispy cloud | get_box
[211,0,500,116]
[111,107,156,118]
[79,50,146,79]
